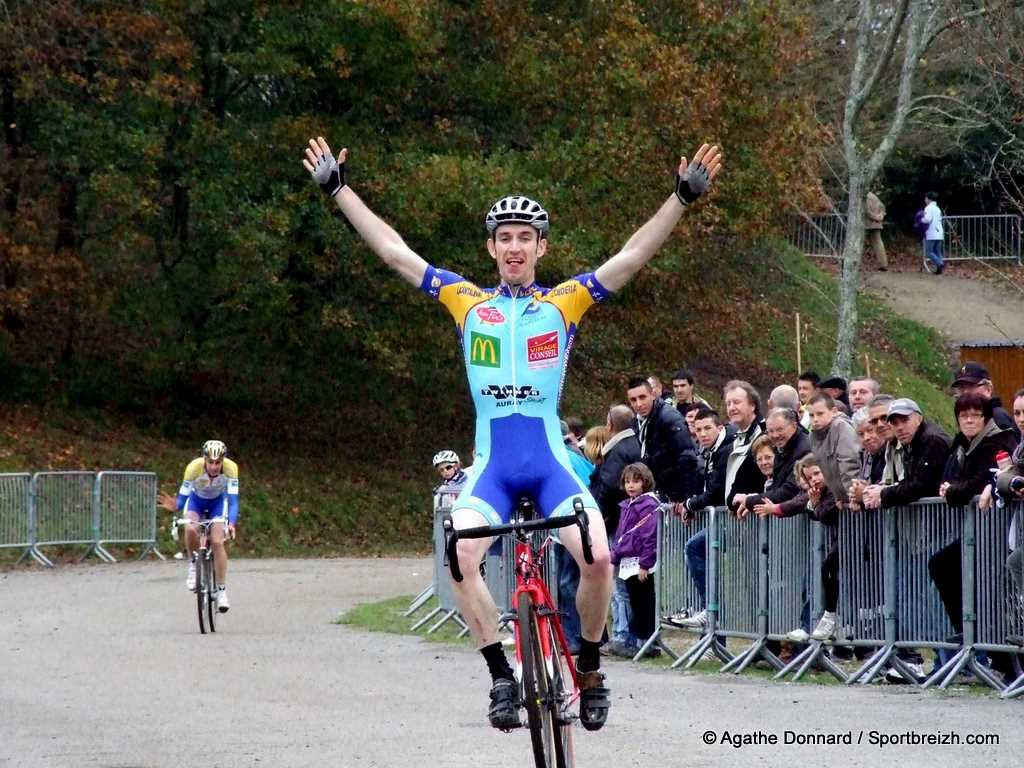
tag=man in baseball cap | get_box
[887,397,922,418]
[950,361,1014,429]
[860,396,952,513]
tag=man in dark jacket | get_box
[740,407,811,511]
[667,406,735,628]
[591,404,642,536]
[862,398,952,509]
[626,376,700,502]
[683,407,737,514]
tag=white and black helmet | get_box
[485,195,549,237]
[202,439,227,461]
[432,449,460,468]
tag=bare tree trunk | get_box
[833,176,867,377]
[830,0,936,378]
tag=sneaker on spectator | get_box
[663,609,691,627]
[185,556,197,592]
[786,627,810,643]
[810,611,839,641]
[607,640,639,658]
[677,609,708,630]
[885,661,925,685]
[215,587,230,613]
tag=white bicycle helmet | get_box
[202,439,227,461]
[485,195,549,236]
[432,449,460,468]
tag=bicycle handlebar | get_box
[172,516,230,541]
[444,497,593,583]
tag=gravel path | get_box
[1,558,1021,767]
[864,269,1024,343]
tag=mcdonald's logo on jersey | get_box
[470,332,501,368]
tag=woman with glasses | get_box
[930,392,1019,647]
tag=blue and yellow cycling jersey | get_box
[176,457,240,524]
[420,265,610,526]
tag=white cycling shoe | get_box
[215,588,230,613]
[185,558,197,592]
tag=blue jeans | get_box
[686,529,707,607]
[555,544,582,652]
[925,239,944,269]
[611,570,638,646]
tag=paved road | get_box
[1,558,1021,767]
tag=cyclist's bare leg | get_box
[557,508,613,642]
[210,522,228,585]
[449,508,500,646]
[184,511,200,559]
[558,506,613,731]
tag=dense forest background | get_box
[2,1,1019,552]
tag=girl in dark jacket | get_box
[611,463,660,645]
[777,454,842,642]
[931,393,1020,637]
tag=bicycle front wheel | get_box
[206,554,217,634]
[518,593,569,768]
[196,551,208,635]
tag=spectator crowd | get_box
[435,362,1024,683]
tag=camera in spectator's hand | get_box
[1011,476,1024,494]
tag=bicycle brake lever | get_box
[571,497,594,565]
[442,515,464,582]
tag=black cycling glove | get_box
[674,156,711,206]
[311,149,345,197]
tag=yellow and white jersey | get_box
[178,457,239,500]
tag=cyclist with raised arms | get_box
[303,136,721,732]
[159,439,239,612]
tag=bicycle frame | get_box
[173,516,228,634]
[511,531,580,700]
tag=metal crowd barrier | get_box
[95,471,160,561]
[650,498,1024,695]
[31,471,98,566]
[0,471,161,567]
[770,519,846,682]
[647,508,709,664]
[405,491,456,619]
[787,213,1022,265]
[415,496,1024,694]
[0,473,34,562]
[410,503,467,635]
[944,214,1022,264]
[787,213,846,258]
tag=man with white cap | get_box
[861,398,952,509]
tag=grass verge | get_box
[337,595,1000,690]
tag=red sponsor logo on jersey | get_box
[476,306,506,324]
[527,331,559,369]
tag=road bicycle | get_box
[173,516,228,634]
[445,497,594,768]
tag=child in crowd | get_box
[609,463,661,657]
[785,454,842,642]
